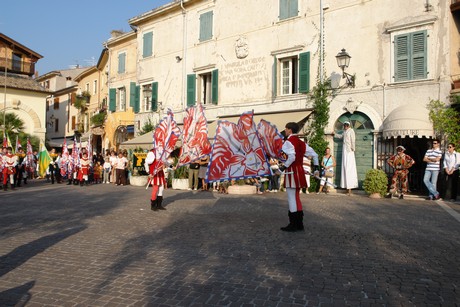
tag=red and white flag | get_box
[207,111,270,182]
[151,109,181,175]
[15,135,22,153]
[61,138,69,177]
[26,138,35,170]
[178,104,212,166]
[257,119,285,160]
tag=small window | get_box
[93,80,97,95]
[198,72,212,105]
[12,53,22,71]
[118,52,126,74]
[394,30,427,82]
[279,0,298,20]
[53,97,59,110]
[274,52,309,97]
[143,31,153,58]
[71,116,76,130]
[199,11,213,42]
[142,83,152,112]
[54,118,59,132]
[280,57,298,95]
[118,87,126,111]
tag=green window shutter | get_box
[129,82,136,107]
[211,69,218,105]
[299,52,310,93]
[109,88,116,112]
[412,30,427,80]
[134,86,140,113]
[272,56,277,98]
[151,82,158,112]
[143,32,153,58]
[118,53,126,74]
[199,11,213,42]
[289,0,298,18]
[394,34,409,82]
[279,0,288,20]
[280,0,297,19]
[187,74,196,107]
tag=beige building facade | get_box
[119,0,456,190]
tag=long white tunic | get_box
[337,128,358,189]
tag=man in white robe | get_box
[334,121,358,195]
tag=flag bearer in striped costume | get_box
[278,122,314,232]
[3,147,17,191]
[145,147,166,211]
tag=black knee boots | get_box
[280,211,304,232]
[156,196,166,210]
[150,199,158,211]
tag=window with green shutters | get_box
[143,32,153,58]
[211,69,218,105]
[134,85,140,114]
[118,52,126,74]
[109,88,116,112]
[199,11,213,42]
[394,30,427,82]
[298,52,310,93]
[151,82,158,111]
[129,82,136,108]
[279,0,298,20]
[187,74,196,106]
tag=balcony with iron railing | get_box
[0,57,35,76]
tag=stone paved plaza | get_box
[1,180,460,306]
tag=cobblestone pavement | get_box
[1,180,460,306]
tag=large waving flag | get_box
[151,109,181,175]
[38,142,51,177]
[26,138,35,170]
[257,119,284,160]
[14,135,22,153]
[207,111,270,182]
[178,104,212,166]
[60,138,69,178]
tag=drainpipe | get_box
[181,0,187,112]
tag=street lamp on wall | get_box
[336,48,355,88]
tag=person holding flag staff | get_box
[3,146,17,191]
[145,146,167,211]
[278,122,317,232]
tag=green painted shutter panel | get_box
[143,32,153,58]
[187,74,196,107]
[151,82,158,112]
[109,88,116,112]
[412,31,427,80]
[279,0,288,19]
[199,11,213,42]
[289,0,298,18]
[211,69,218,105]
[299,52,310,93]
[272,56,277,98]
[129,82,136,107]
[134,86,140,113]
[395,34,409,81]
[118,53,126,74]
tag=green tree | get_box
[427,99,460,146]
[139,118,155,135]
[0,112,39,151]
[0,112,25,134]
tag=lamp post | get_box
[3,45,7,140]
[335,48,355,88]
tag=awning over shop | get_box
[382,105,434,139]
[119,132,153,150]
[48,137,87,149]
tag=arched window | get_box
[334,112,374,131]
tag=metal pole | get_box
[319,0,324,82]
[3,45,7,139]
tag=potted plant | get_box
[362,168,388,198]
[172,165,189,190]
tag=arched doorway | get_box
[334,112,374,188]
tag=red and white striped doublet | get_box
[146,150,166,186]
[283,135,307,189]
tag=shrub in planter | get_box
[362,168,388,197]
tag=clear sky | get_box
[0,0,171,75]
